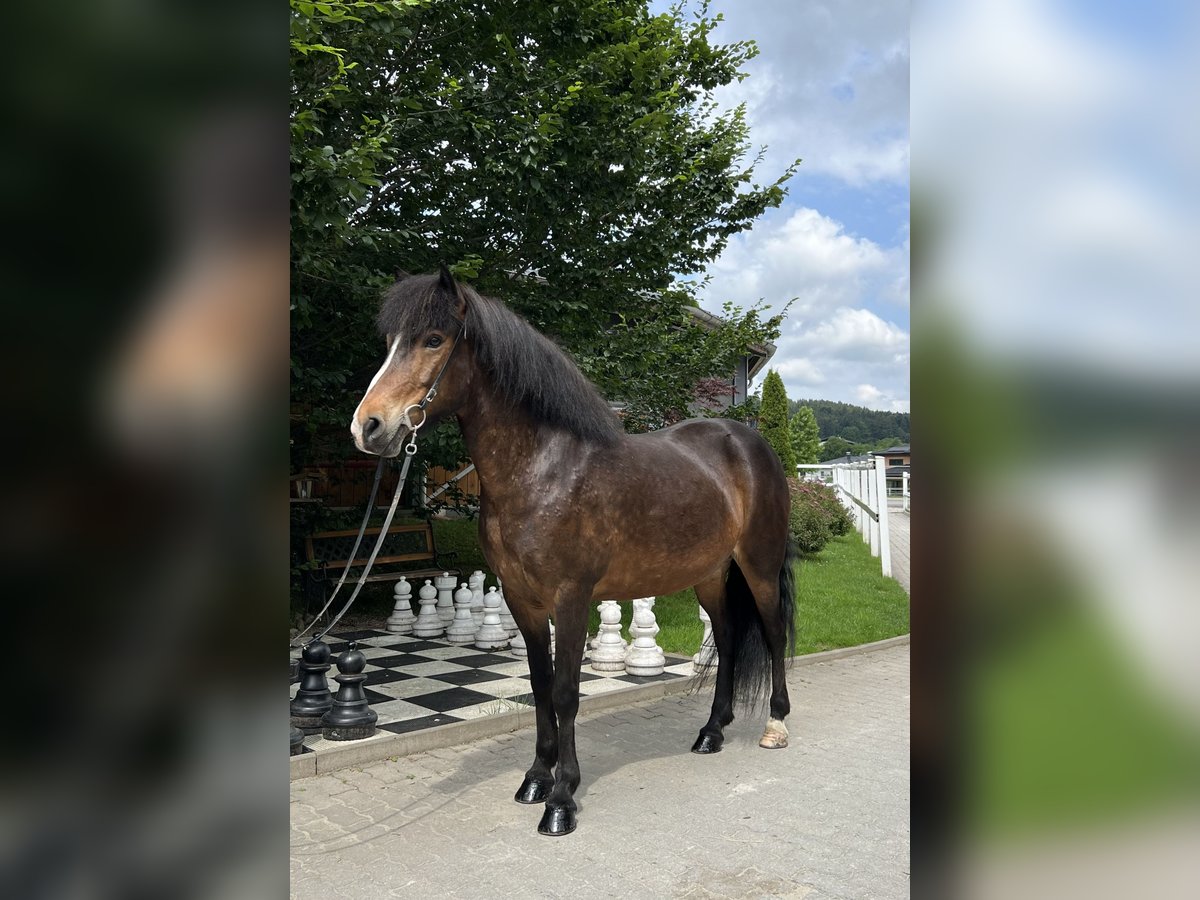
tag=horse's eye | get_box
[425,334,443,348]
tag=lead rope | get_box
[291,319,465,652]
[289,457,387,648]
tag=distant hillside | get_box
[787,399,910,445]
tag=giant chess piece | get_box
[321,642,378,741]
[469,570,486,629]
[290,639,333,733]
[590,600,627,672]
[290,725,305,756]
[497,579,518,636]
[412,579,444,638]
[510,624,528,658]
[385,576,416,634]
[624,597,665,676]
[693,605,717,673]
[475,586,510,650]
[434,572,456,625]
[446,581,478,644]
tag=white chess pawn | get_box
[624,597,665,676]
[469,571,486,629]
[412,579,444,638]
[693,605,717,672]
[475,586,510,650]
[497,580,517,636]
[446,582,478,644]
[385,576,415,634]
[434,572,456,625]
[510,626,527,658]
[590,600,626,672]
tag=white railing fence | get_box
[796,458,892,578]
[902,470,910,513]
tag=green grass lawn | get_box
[312,519,910,657]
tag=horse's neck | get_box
[456,381,559,495]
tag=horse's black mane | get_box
[377,273,622,445]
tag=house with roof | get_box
[872,444,910,495]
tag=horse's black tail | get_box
[727,540,799,710]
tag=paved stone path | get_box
[887,503,911,595]
[290,643,909,899]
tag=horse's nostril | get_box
[363,416,382,438]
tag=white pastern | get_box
[759,717,789,749]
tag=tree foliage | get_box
[789,404,820,464]
[291,0,796,468]
[758,370,795,473]
[787,398,910,445]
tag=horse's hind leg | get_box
[691,570,736,754]
[737,557,793,749]
[512,609,556,804]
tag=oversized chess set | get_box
[290,571,699,756]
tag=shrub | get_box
[786,478,854,554]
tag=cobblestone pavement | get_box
[290,643,909,900]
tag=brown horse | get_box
[352,268,797,836]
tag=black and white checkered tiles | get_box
[292,630,695,754]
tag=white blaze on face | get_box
[351,334,402,444]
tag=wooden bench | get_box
[304,522,460,606]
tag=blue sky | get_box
[654,0,911,412]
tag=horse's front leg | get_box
[538,588,590,836]
[512,609,556,805]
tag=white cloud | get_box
[915,0,1200,377]
[704,205,909,410]
[791,307,909,362]
[709,0,909,187]
[706,206,900,317]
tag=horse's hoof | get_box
[759,718,789,749]
[537,804,577,836]
[514,777,554,804]
[691,732,724,754]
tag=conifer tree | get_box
[759,370,796,474]
[789,405,821,464]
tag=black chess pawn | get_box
[321,642,378,741]
[290,725,305,756]
[290,639,334,733]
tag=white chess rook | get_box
[590,600,626,672]
[475,586,510,650]
[446,582,478,644]
[624,597,665,676]
[434,572,456,625]
[385,576,416,634]
[412,579,444,638]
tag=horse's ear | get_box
[438,263,455,290]
[394,267,410,281]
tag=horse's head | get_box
[351,266,471,456]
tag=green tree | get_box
[789,404,820,464]
[290,0,796,467]
[818,435,862,462]
[759,370,795,473]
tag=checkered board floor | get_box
[292,629,696,754]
